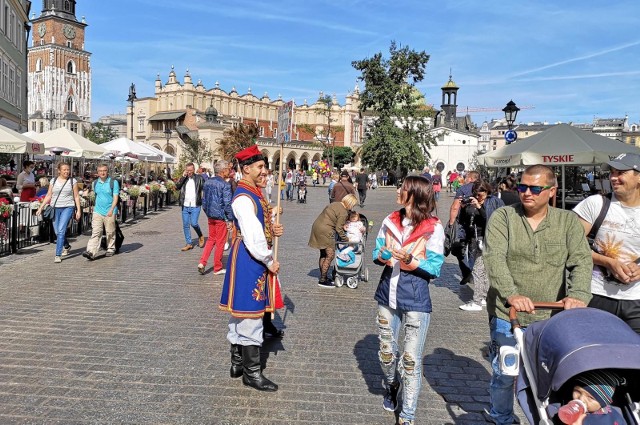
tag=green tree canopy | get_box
[352,41,435,175]
[85,122,118,144]
[323,146,354,169]
[180,136,213,168]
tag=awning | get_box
[148,111,186,122]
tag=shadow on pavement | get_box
[424,347,491,424]
[119,242,143,254]
[354,334,385,396]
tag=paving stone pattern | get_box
[0,185,523,424]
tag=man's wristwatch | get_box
[404,254,413,264]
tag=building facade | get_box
[0,0,31,131]
[426,75,480,174]
[27,0,90,135]
[131,67,365,171]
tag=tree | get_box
[323,146,354,169]
[218,123,260,161]
[470,150,490,180]
[179,136,213,168]
[352,41,436,176]
[316,94,344,168]
[85,122,118,144]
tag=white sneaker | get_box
[61,246,70,256]
[224,242,230,251]
[481,299,487,306]
[459,302,482,311]
[213,269,226,275]
[54,256,62,263]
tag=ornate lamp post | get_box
[127,83,137,140]
[502,100,520,144]
[164,127,172,152]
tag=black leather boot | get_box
[241,345,278,392]
[263,314,284,339]
[230,344,243,378]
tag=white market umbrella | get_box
[0,125,45,154]
[31,127,107,159]
[140,142,177,164]
[101,137,163,162]
[478,124,640,207]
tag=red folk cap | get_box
[234,145,262,162]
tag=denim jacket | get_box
[202,176,233,221]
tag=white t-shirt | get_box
[183,178,196,207]
[573,194,640,300]
[51,177,77,208]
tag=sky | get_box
[50,0,640,125]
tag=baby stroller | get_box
[297,184,307,203]
[511,303,640,425]
[332,214,372,289]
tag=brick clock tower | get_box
[27,0,90,135]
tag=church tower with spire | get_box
[27,0,91,135]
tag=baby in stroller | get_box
[336,211,366,266]
[559,370,627,424]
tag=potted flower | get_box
[0,198,13,221]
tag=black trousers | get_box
[589,294,640,334]
[357,189,367,205]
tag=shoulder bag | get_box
[42,177,69,221]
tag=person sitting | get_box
[337,211,366,262]
[559,370,627,425]
[0,177,13,200]
[36,177,49,198]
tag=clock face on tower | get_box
[63,24,76,39]
[38,23,46,37]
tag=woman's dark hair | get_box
[472,179,493,197]
[400,175,435,226]
[500,176,517,191]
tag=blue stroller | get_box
[511,304,640,424]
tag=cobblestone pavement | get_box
[0,185,523,424]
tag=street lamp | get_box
[127,83,137,140]
[164,127,172,151]
[502,100,520,144]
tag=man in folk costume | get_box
[219,145,284,392]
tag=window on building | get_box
[66,60,76,74]
[31,121,35,131]
[259,126,264,137]
[15,69,20,107]
[66,41,72,48]
[8,11,13,43]
[36,58,42,72]
[2,5,7,35]
[39,122,43,132]
[64,0,71,11]
[8,66,13,104]
[138,118,144,132]
[70,123,78,133]
[0,59,5,98]
[67,96,74,112]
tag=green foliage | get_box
[470,150,490,180]
[323,146,354,169]
[218,123,259,161]
[179,136,213,168]
[352,41,436,174]
[85,122,119,144]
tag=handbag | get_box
[443,222,457,257]
[42,205,55,220]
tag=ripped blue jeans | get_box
[377,304,431,423]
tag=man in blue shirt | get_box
[83,164,120,260]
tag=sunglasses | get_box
[516,184,553,195]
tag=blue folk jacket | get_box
[202,176,233,221]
